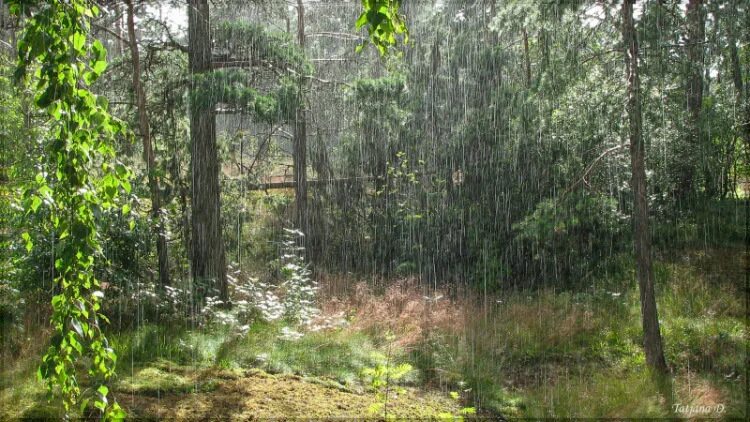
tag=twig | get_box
[562,143,629,198]
[92,22,131,46]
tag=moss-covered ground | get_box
[118,363,457,420]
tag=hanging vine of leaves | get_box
[356,0,408,56]
[8,0,129,419]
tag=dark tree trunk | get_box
[723,15,746,198]
[126,0,170,289]
[522,27,531,89]
[622,0,668,374]
[678,0,705,200]
[294,0,308,235]
[188,0,227,301]
[729,16,750,156]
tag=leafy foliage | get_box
[214,21,311,74]
[356,0,408,56]
[191,70,300,122]
[362,333,413,420]
[8,0,130,418]
[513,193,628,284]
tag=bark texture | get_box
[126,0,170,288]
[188,0,227,300]
[678,0,705,199]
[728,14,750,154]
[622,0,668,374]
[294,0,308,234]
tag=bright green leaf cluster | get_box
[361,339,413,420]
[8,0,129,419]
[356,0,408,56]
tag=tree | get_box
[188,0,228,301]
[293,0,308,235]
[726,4,750,156]
[622,0,668,374]
[125,0,170,288]
[677,0,706,200]
[8,0,128,417]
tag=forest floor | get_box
[0,244,746,419]
[118,362,458,420]
[1,355,460,420]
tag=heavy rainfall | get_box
[0,0,747,420]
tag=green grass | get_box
[2,241,744,419]
[110,324,229,371]
[410,248,746,418]
[109,318,411,390]
[0,355,66,420]
[521,369,671,418]
[115,361,222,396]
[216,321,397,387]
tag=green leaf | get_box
[460,407,476,415]
[355,12,368,29]
[71,319,84,338]
[21,232,33,252]
[92,59,107,75]
[70,32,86,52]
[30,196,42,212]
[80,398,90,414]
[92,40,106,61]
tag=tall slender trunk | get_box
[188,0,227,301]
[294,0,308,235]
[125,0,170,288]
[114,2,124,57]
[729,17,750,155]
[622,0,668,374]
[678,0,705,200]
[724,15,747,198]
[522,27,531,89]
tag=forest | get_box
[0,0,747,420]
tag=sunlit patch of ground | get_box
[1,358,459,420]
[670,369,747,420]
[118,362,459,420]
[1,246,744,420]
[0,359,62,420]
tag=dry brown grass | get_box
[317,274,465,348]
[673,371,729,420]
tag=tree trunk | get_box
[188,0,227,301]
[522,27,531,89]
[114,2,124,57]
[126,0,170,289]
[294,0,308,235]
[678,0,705,200]
[729,16,750,156]
[622,0,668,374]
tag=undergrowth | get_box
[1,245,744,419]
[407,247,746,418]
